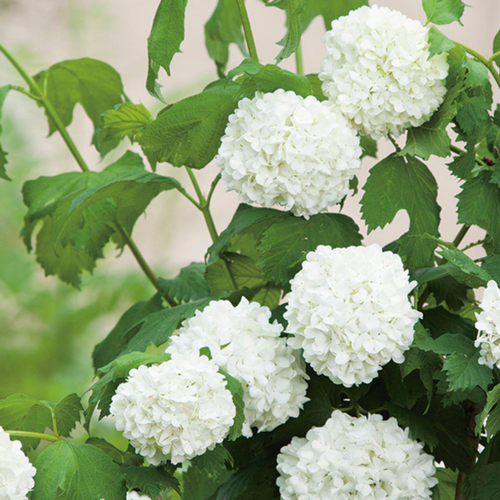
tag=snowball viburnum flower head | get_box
[319,5,449,139]
[475,280,500,369]
[276,410,437,499]
[127,492,150,500]
[216,89,362,218]
[110,353,236,465]
[167,298,309,437]
[0,426,36,500]
[285,244,421,387]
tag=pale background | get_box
[1,0,499,282]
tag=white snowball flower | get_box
[110,353,236,465]
[167,298,309,437]
[475,280,500,369]
[285,244,421,387]
[320,5,449,139]
[217,89,362,218]
[0,426,36,500]
[277,410,437,499]
[127,492,150,500]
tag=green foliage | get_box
[361,154,441,268]
[423,0,466,25]
[122,464,180,497]
[301,0,368,31]
[159,262,210,304]
[219,369,246,440]
[32,442,126,499]
[433,469,459,500]
[147,0,189,98]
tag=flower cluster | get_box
[475,280,500,369]
[110,353,236,465]
[320,5,449,139]
[217,89,362,218]
[276,410,437,499]
[167,298,309,437]
[285,244,421,387]
[0,426,36,500]
[127,492,150,500]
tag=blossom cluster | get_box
[285,244,421,387]
[276,410,437,499]
[217,89,362,218]
[0,426,36,500]
[167,298,309,437]
[110,352,235,465]
[475,280,500,369]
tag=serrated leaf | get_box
[301,0,367,31]
[361,154,441,268]
[51,393,83,437]
[423,0,465,25]
[190,444,234,478]
[0,86,11,180]
[159,262,210,304]
[464,463,500,500]
[140,80,241,168]
[147,0,189,99]
[428,26,455,57]
[122,464,180,497]
[482,255,500,285]
[433,469,458,500]
[476,384,500,439]
[257,213,362,284]
[251,286,281,310]
[35,58,124,136]
[493,29,500,68]
[447,145,476,179]
[205,0,246,75]
[218,369,245,441]
[93,103,152,157]
[32,442,126,500]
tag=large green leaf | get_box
[0,86,10,180]
[48,393,83,438]
[146,0,189,98]
[32,442,126,500]
[361,154,441,268]
[35,58,124,135]
[476,384,500,439]
[433,469,458,500]
[205,0,246,75]
[301,0,367,31]
[159,262,210,304]
[464,463,500,500]
[257,213,363,284]
[121,464,180,497]
[422,0,465,25]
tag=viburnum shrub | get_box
[3,0,500,498]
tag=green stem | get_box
[295,41,304,75]
[7,84,40,101]
[0,43,170,300]
[450,144,488,168]
[7,430,60,443]
[207,173,221,207]
[236,0,259,63]
[452,224,471,248]
[388,134,401,153]
[489,51,500,63]
[456,42,500,89]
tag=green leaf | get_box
[93,103,152,158]
[36,58,124,135]
[190,445,234,478]
[251,286,281,310]
[51,393,83,437]
[205,0,246,75]
[447,145,476,179]
[476,384,500,439]
[301,0,368,31]
[493,29,500,68]
[464,463,500,500]
[360,154,441,268]
[423,0,465,25]
[433,469,458,500]
[93,295,164,371]
[32,442,126,500]
[0,394,52,450]
[257,213,362,284]
[428,27,455,57]
[0,85,11,180]
[147,0,189,99]
[264,0,305,63]
[457,171,500,247]
[159,262,210,304]
[139,80,241,168]
[218,368,245,441]
[122,464,180,497]
[482,255,500,285]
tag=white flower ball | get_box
[216,89,362,218]
[319,5,449,139]
[167,298,309,437]
[127,493,150,500]
[0,426,36,500]
[285,244,422,387]
[276,410,437,499]
[475,280,500,369]
[110,353,236,465]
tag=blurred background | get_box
[0,0,499,407]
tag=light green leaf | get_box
[493,29,500,68]
[147,0,189,99]
[301,0,367,31]
[205,0,246,75]
[218,369,245,441]
[423,0,465,25]
[361,155,441,268]
[35,58,124,135]
[32,442,126,500]
[139,80,241,169]
[159,262,210,304]
[428,26,455,57]
[257,213,362,284]
[433,469,458,500]
[0,85,11,180]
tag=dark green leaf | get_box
[258,213,362,284]
[482,255,500,285]
[51,393,83,437]
[218,369,245,441]
[190,445,234,477]
[476,384,500,439]
[251,286,281,310]
[122,464,180,497]
[159,262,210,304]
[423,0,465,25]
[36,58,124,135]
[464,463,500,500]
[139,80,241,168]
[361,154,441,268]
[301,0,368,31]
[433,469,458,500]
[0,86,11,180]
[147,0,189,99]
[32,442,126,500]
